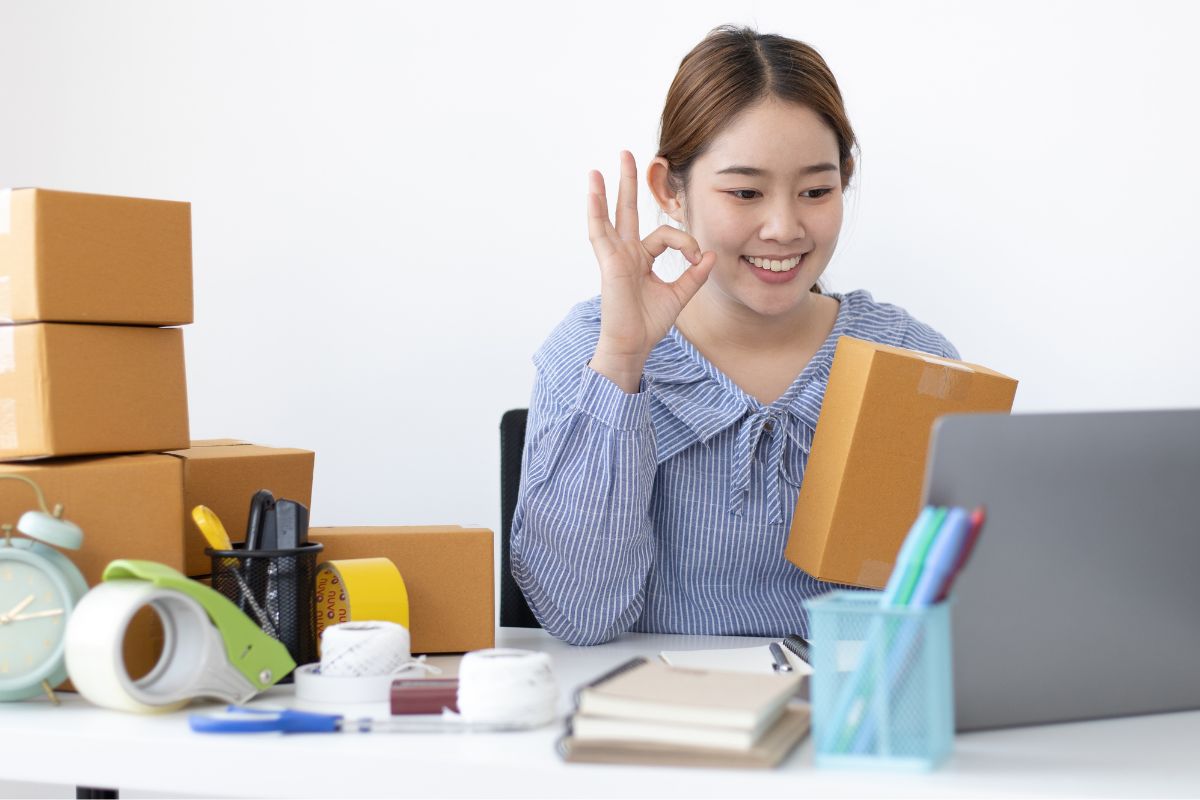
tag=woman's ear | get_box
[647,157,685,225]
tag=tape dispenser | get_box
[64,559,295,713]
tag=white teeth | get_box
[747,256,801,272]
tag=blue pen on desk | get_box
[189,706,535,734]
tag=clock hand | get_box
[8,608,64,622]
[0,594,35,624]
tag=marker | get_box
[934,506,987,602]
[909,507,972,607]
[888,506,948,607]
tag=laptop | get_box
[920,409,1200,732]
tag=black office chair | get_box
[500,408,541,628]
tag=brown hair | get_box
[658,25,857,192]
[657,26,857,293]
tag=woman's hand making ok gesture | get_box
[587,151,716,393]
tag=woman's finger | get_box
[587,171,618,260]
[669,250,717,306]
[614,151,640,242]
[641,224,703,264]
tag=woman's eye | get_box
[802,188,834,199]
[728,189,760,200]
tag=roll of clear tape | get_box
[456,648,558,727]
[64,580,257,714]
[319,621,411,678]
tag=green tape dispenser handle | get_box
[101,560,296,691]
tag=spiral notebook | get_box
[659,643,814,676]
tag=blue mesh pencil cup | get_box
[805,590,954,771]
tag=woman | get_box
[511,25,958,646]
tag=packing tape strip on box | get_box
[0,326,14,451]
[314,558,409,645]
[63,560,294,713]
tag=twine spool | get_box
[455,648,558,727]
[319,621,411,678]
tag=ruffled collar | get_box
[642,290,864,521]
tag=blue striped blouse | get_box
[511,290,959,646]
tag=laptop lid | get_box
[921,409,1200,732]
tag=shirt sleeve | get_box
[903,316,961,361]
[510,362,658,646]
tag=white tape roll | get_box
[456,648,558,727]
[294,621,434,709]
[319,621,410,678]
[64,580,256,714]
[293,663,397,706]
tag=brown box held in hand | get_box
[0,323,189,461]
[167,440,315,577]
[309,526,494,654]
[0,454,186,682]
[785,336,1018,588]
[0,188,192,326]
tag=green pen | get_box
[892,506,949,607]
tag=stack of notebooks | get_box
[558,657,808,768]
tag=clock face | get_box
[0,558,68,685]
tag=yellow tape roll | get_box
[314,558,409,647]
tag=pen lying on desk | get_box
[189,706,539,735]
[768,641,794,673]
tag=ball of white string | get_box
[455,648,558,726]
[319,621,411,677]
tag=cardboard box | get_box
[785,336,1018,588]
[0,454,183,684]
[0,323,189,460]
[168,439,315,577]
[0,188,192,325]
[308,526,494,654]
[0,454,185,585]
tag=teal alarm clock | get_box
[0,484,88,703]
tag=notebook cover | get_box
[576,660,802,730]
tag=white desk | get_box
[2,627,1197,798]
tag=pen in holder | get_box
[805,590,954,771]
[208,541,323,683]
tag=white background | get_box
[1,0,1198,536]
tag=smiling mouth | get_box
[743,255,803,273]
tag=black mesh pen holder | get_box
[207,542,323,682]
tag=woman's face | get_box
[664,99,845,319]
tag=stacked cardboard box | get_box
[0,189,317,676]
[1,188,492,670]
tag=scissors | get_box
[189,706,540,734]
